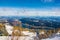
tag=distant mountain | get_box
[0,16,60,29]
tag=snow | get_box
[39,31,45,34]
[22,31,36,37]
[0,36,60,40]
[4,23,13,35]
[0,36,34,40]
[42,36,60,40]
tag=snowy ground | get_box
[42,37,60,40]
[0,36,34,40]
[0,36,60,40]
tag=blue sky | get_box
[0,0,60,8]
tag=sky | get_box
[0,0,60,8]
[0,0,60,16]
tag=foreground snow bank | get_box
[0,36,8,40]
[42,36,60,40]
[0,36,34,40]
[0,36,60,40]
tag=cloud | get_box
[41,0,54,3]
[0,7,60,16]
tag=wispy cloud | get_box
[41,0,54,3]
